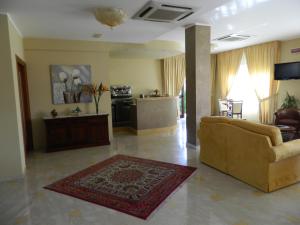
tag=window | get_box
[227,54,259,121]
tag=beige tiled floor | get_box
[1,120,300,225]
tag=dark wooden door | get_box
[16,56,34,155]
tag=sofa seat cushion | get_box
[228,119,283,146]
[272,139,300,161]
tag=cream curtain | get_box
[211,54,217,115]
[163,54,186,96]
[245,41,280,124]
[217,49,243,99]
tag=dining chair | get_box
[218,99,229,116]
[232,101,243,119]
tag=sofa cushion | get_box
[275,108,300,120]
[272,139,300,161]
[228,119,283,146]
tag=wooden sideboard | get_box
[44,114,110,152]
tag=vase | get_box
[95,102,99,115]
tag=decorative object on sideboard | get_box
[150,89,161,97]
[50,109,58,118]
[70,106,82,116]
[87,83,109,114]
[94,8,127,29]
[50,65,92,104]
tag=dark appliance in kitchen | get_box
[111,85,133,127]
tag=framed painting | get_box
[50,65,92,104]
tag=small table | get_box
[276,125,297,142]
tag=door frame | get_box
[179,86,185,118]
[16,55,34,155]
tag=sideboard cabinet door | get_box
[44,114,110,152]
[45,120,69,150]
[88,116,110,145]
[69,119,89,146]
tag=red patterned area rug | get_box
[44,154,196,219]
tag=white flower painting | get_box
[50,65,92,104]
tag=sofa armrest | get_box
[271,139,300,162]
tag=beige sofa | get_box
[198,116,300,192]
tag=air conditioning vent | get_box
[133,1,194,23]
[139,7,153,17]
[215,34,251,42]
[161,4,192,10]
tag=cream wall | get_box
[24,39,113,150]
[0,18,183,180]
[0,14,25,181]
[278,38,300,106]
[24,38,183,150]
[109,58,162,96]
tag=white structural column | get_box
[185,25,211,146]
[0,14,25,181]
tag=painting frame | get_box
[50,65,92,105]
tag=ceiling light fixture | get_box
[94,8,127,29]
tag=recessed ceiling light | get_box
[92,33,102,38]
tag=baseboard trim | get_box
[114,125,178,136]
[134,125,177,135]
[0,174,24,183]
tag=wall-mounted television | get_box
[275,61,300,80]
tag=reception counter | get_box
[130,97,177,135]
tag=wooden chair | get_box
[231,101,243,119]
[218,99,229,116]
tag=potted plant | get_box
[281,92,299,109]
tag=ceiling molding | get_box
[0,13,23,37]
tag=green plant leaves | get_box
[281,92,299,109]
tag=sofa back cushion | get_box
[200,116,283,146]
[201,116,230,124]
[275,108,300,120]
[228,119,282,146]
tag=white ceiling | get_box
[1,0,300,53]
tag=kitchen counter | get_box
[130,97,177,135]
[135,96,176,102]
